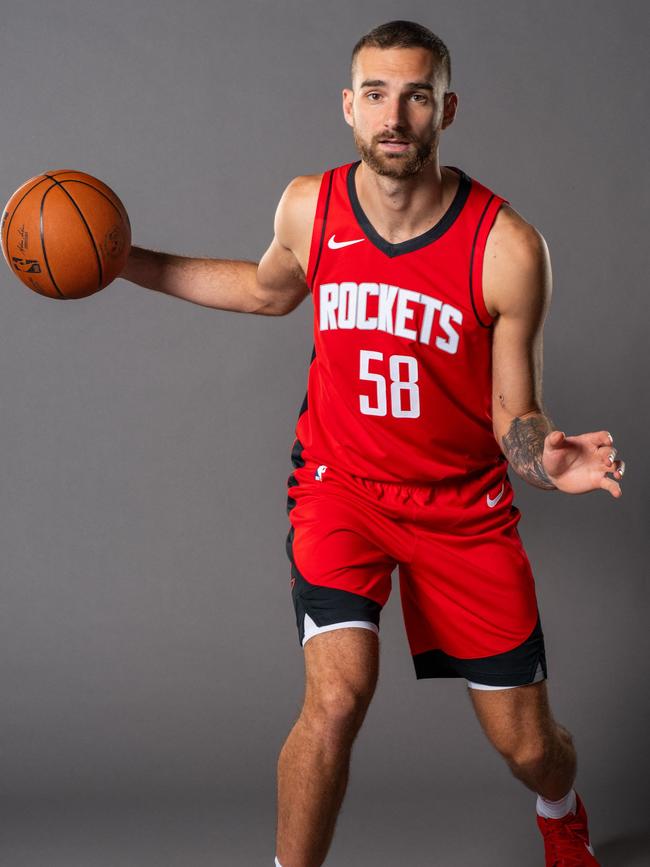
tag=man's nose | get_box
[383,96,408,130]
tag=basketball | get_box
[1,170,131,299]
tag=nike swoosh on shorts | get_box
[486,483,505,508]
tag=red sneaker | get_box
[536,793,600,865]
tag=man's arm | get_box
[119,175,317,315]
[485,207,624,497]
[485,208,556,489]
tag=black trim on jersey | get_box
[290,437,306,471]
[295,344,316,423]
[469,194,497,328]
[412,613,547,685]
[286,437,306,513]
[309,170,334,290]
[346,161,471,258]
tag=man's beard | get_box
[353,129,437,179]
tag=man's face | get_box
[343,46,457,179]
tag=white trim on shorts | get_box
[467,681,520,690]
[466,661,546,690]
[300,616,545,692]
[302,612,379,647]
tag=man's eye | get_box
[411,94,428,102]
[366,92,382,100]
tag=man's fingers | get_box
[547,430,566,448]
[561,430,614,450]
[598,445,618,465]
[593,429,614,447]
[609,459,625,479]
[600,475,622,498]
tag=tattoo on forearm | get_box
[501,414,557,490]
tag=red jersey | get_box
[292,160,509,483]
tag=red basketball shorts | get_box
[286,444,547,689]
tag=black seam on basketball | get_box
[39,183,66,299]
[46,170,83,179]
[56,179,127,225]
[3,176,52,264]
[44,174,103,292]
[469,195,495,329]
[309,170,334,290]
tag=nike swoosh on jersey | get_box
[327,234,365,249]
[486,483,505,508]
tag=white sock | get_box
[275,859,283,867]
[536,787,577,819]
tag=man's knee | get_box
[554,722,575,752]
[302,663,377,741]
[504,737,552,778]
[300,625,378,742]
[303,682,374,742]
[503,723,575,778]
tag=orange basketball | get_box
[1,170,131,299]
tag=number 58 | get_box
[359,349,420,419]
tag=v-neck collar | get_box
[346,161,471,258]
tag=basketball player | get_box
[121,20,625,867]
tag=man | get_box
[121,20,624,867]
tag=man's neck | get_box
[355,158,454,243]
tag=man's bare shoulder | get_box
[284,172,324,198]
[484,204,551,317]
[275,173,324,270]
[277,173,322,225]
[488,204,548,263]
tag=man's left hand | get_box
[542,430,625,497]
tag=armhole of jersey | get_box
[306,169,334,291]
[469,195,509,328]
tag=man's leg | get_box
[467,680,576,799]
[276,625,379,867]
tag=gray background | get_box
[1,0,648,864]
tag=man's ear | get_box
[441,91,458,130]
[342,88,354,128]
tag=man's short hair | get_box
[351,20,451,89]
